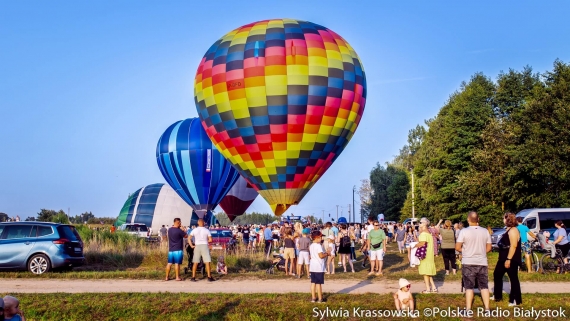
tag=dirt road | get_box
[2,278,569,294]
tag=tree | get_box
[37,209,58,222]
[369,164,410,221]
[415,73,496,221]
[356,178,373,219]
[505,60,570,208]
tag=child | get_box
[297,228,312,279]
[309,231,329,303]
[326,235,336,274]
[217,256,227,275]
[393,278,414,311]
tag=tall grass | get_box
[75,225,165,271]
[75,225,270,273]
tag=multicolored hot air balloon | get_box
[156,118,240,218]
[194,19,366,215]
[219,175,259,222]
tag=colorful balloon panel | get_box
[156,118,240,217]
[194,19,366,213]
[219,175,259,220]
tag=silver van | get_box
[491,208,570,247]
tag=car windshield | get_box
[125,225,148,232]
[211,230,232,237]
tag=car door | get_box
[0,224,36,268]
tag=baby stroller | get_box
[227,236,238,255]
[183,244,206,276]
[266,253,286,274]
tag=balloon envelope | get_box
[115,183,193,232]
[194,19,366,215]
[156,118,240,218]
[219,175,259,221]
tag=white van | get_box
[516,208,570,235]
[492,208,570,247]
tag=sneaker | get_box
[311,298,317,303]
[508,301,518,307]
[190,277,197,282]
[317,298,327,303]
[352,259,357,262]
[207,277,215,282]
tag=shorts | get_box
[388,233,393,238]
[297,251,310,265]
[168,250,183,264]
[370,249,384,260]
[192,244,212,263]
[284,248,296,259]
[462,265,489,290]
[310,272,325,284]
[521,241,531,254]
[243,238,249,244]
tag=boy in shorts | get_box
[309,231,329,303]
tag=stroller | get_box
[226,236,238,255]
[183,244,206,276]
[266,253,286,274]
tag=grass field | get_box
[2,227,570,282]
[4,292,570,321]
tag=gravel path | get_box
[2,278,570,294]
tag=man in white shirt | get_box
[189,219,214,282]
[455,211,492,312]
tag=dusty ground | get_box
[3,278,570,294]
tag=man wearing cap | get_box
[296,228,312,278]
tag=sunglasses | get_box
[406,284,411,288]
[374,224,379,226]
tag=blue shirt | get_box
[331,226,339,237]
[5,315,22,321]
[517,224,530,243]
[264,227,273,240]
[553,228,569,245]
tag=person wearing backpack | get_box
[337,224,355,273]
[440,220,457,275]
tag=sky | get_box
[1,1,569,222]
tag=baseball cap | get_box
[399,278,411,289]
[302,228,311,235]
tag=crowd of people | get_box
[135,212,570,311]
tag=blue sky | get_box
[1,1,569,221]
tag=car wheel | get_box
[28,254,51,275]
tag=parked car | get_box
[118,223,149,238]
[209,228,233,251]
[0,222,84,274]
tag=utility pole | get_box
[411,169,415,219]
[322,210,324,224]
[347,203,351,223]
[336,205,339,222]
[352,185,356,223]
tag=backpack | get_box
[341,232,351,248]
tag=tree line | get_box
[363,60,570,227]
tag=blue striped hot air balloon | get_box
[156,118,240,219]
